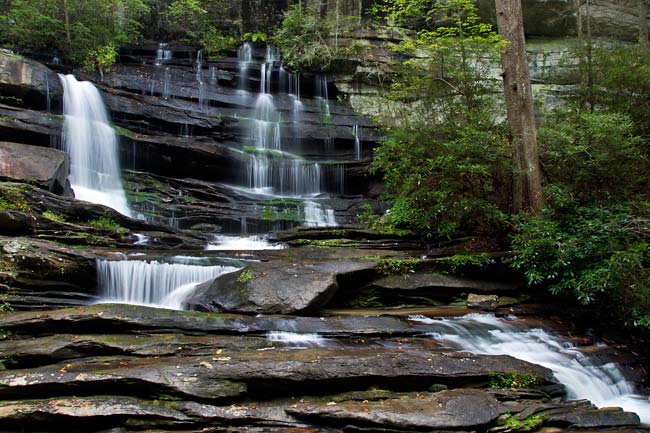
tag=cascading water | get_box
[155,43,172,65]
[238,42,252,92]
[206,235,286,250]
[304,200,337,227]
[244,45,327,203]
[97,259,239,309]
[409,314,650,424]
[315,74,331,121]
[267,331,329,348]
[353,123,362,160]
[59,74,132,217]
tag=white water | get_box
[155,43,172,65]
[267,331,328,348]
[304,201,337,227]
[59,74,132,217]
[238,42,252,91]
[409,314,650,423]
[353,123,362,160]
[97,259,238,309]
[206,235,285,250]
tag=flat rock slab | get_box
[0,396,191,422]
[371,272,519,294]
[0,347,554,400]
[287,389,502,429]
[0,304,428,337]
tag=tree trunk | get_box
[63,0,71,44]
[640,0,649,52]
[495,0,545,214]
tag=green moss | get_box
[488,372,540,389]
[492,413,544,432]
[42,210,66,223]
[259,198,303,207]
[433,253,495,274]
[376,258,423,276]
[295,239,361,248]
[85,215,127,235]
[261,206,303,222]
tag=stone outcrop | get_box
[0,50,60,111]
[185,258,377,314]
[0,304,645,432]
[0,141,68,193]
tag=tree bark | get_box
[495,0,545,214]
[62,0,71,44]
[640,0,649,52]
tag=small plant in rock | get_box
[433,253,495,274]
[236,269,255,283]
[376,258,422,277]
[488,372,539,389]
[491,413,544,432]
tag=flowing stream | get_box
[59,74,132,217]
[409,314,650,423]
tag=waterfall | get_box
[304,200,337,227]
[238,42,252,91]
[155,43,172,65]
[97,259,239,309]
[59,74,132,217]
[206,235,285,250]
[353,123,361,160]
[315,74,331,120]
[409,314,650,424]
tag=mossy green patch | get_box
[85,216,127,235]
[488,372,540,389]
[42,210,66,223]
[376,258,423,276]
[236,269,255,283]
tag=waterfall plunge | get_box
[59,74,132,217]
[97,259,239,309]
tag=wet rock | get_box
[0,104,62,148]
[373,272,518,295]
[0,51,60,111]
[0,236,97,309]
[0,141,68,192]
[0,347,553,400]
[287,389,502,430]
[185,258,377,314]
[546,406,641,428]
[468,294,500,310]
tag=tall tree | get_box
[640,0,649,52]
[495,0,545,214]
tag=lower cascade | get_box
[96,259,239,309]
[205,235,285,250]
[411,314,650,424]
[59,74,132,217]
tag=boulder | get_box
[0,51,61,111]
[287,389,502,430]
[185,258,377,314]
[0,141,68,192]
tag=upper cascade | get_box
[59,74,132,217]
